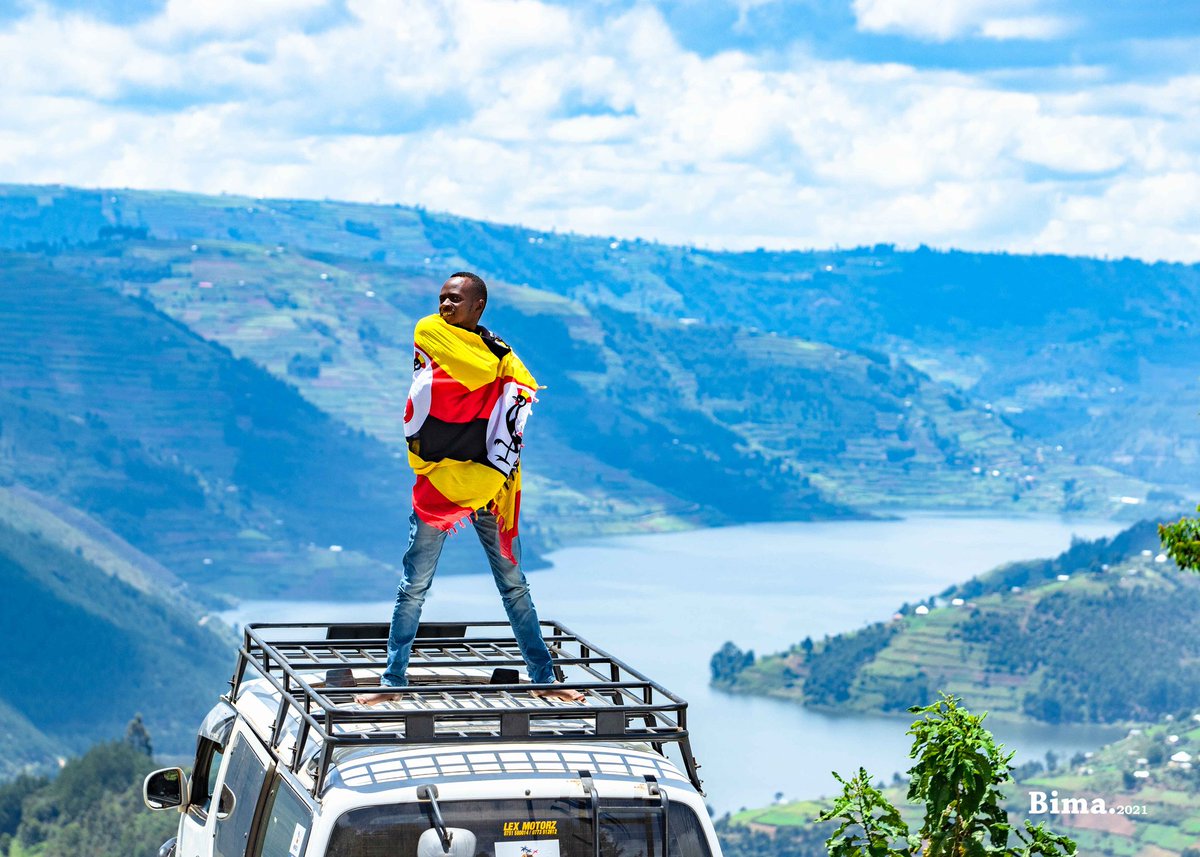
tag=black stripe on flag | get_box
[412,416,499,469]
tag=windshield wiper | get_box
[417,784,453,852]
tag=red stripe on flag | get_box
[426,360,535,424]
[489,488,522,565]
[427,361,501,422]
[413,475,475,531]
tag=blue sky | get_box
[0,0,1197,260]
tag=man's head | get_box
[439,271,488,330]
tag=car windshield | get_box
[325,797,714,857]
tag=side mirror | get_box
[216,783,236,820]
[143,768,189,812]
[418,828,478,857]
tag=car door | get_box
[250,772,316,857]
[176,735,227,857]
[178,703,238,857]
[212,727,274,857]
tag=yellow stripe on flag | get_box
[414,315,538,391]
[410,452,506,514]
[416,316,498,391]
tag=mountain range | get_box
[2,184,1191,600]
[1,183,1198,776]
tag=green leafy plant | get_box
[1159,506,1200,572]
[816,768,917,856]
[819,694,1076,856]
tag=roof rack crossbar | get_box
[297,631,581,645]
[250,655,628,672]
[312,681,669,703]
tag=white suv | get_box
[144,621,720,857]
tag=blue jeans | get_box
[382,509,556,686]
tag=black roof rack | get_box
[230,621,703,797]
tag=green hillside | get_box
[75,236,851,528]
[722,713,1200,857]
[0,513,232,776]
[0,737,177,857]
[95,232,1129,522]
[0,486,194,607]
[717,521,1200,725]
[1,183,1196,603]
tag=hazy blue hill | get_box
[0,188,110,249]
[55,235,854,533]
[0,699,62,781]
[0,518,232,774]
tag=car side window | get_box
[214,733,270,857]
[253,775,313,857]
[190,738,225,817]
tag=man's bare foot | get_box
[354,690,402,705]
[530,685,586,703]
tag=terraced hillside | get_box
[5,187,1161,521]
[60,238,831,535]
[718,521,1200,725]
[0,184,1192,600]
[0,252,433,596]
[421,214,1200,491]
[83,235,1139,521]
[9,185,1200,507]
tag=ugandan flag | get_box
[404,314,537,563]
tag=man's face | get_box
[439,277,486,329]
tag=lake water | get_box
[222,514,1125,813]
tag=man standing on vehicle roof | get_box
[358,272,584,704]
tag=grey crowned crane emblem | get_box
[493,389,532,467]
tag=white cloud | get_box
[1014,112,1144,174]
[546,113,638,144]
[852,0,1072,42]
[452,0,574,64]
[980,15,1072,40]
[0,1,1195,261]
[1030,171,1200,260]
[0,10,143,99]
[143,0,333,40]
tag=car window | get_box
[326,797,713,857]
[190,738,226,816]
[254,775,313,857]
[215,733,270,857]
